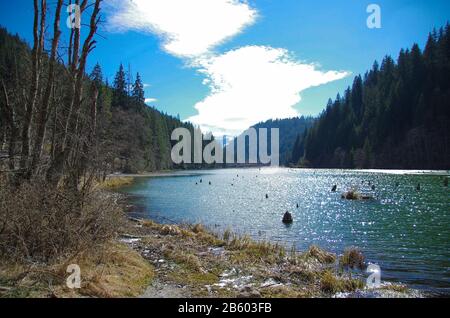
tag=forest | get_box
[290,24,450,170]
[0,27,194,176]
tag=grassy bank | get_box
[120,219,416,298]
[98,176,135,189]
[0,176,153,298]
[0,242,154,298]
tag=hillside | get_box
[290,24,450,170]
[0,26,194,174]
[249,117,315,165]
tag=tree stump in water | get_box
[282,211,293,224]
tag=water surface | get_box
[119,168,450,295]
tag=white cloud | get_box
[106,1,349,136]
[106,0,257,57]
[145,98,158,104]
[187,46,349,136]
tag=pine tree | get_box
[90,63,104,111]
[113,64,127,108]
[90,63,103,86]
[132,72,145,105]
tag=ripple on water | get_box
[121,168,450,295]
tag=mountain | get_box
[289,24,450,170]
[250,117,315,165]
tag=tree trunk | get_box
[1,80,18,171]
[19,0,45,171]
[29,0,63,176]
[47,0,101,186]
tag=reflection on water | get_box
[119,168,450,295]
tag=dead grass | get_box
[98,177,134,189]
[320,270,364,294]
[259,286,308,298]
[0,242,154,298]
[164,250,202,271]
[381,284,409,293]
[340,247,366,270]
[0,179,124,263]
[228,235,286,265]
[305,245,337,264]
[71,243,154,298]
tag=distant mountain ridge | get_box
[236,117,315,165]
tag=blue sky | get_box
[1,0,449,135]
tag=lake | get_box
[119,168,450,296]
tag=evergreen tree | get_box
[90,63,104,111]
[132,72,145,105]
[90,63,103,86]
[113,64,127,108]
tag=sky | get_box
[1,0,449,136]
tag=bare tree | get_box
[1,80,18,171]
[19,0,46,171]
[46,0,103,186]
[29,0,64,176]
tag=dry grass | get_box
[0,176,147,298]
[98,177,134,189]
[0,179,124,263]
[228,235,286,265]
[340,247,366,270]
[305,245,337,264]
[163,250,202,271]
[381,284,409,293]
[69,243,154,298]
[0,242,154,298]
[320,271,364,294]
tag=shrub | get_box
[0,179,124,263]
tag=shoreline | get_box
[120,216,421,298]
[109,167,450,179]
[114,184,423,299]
